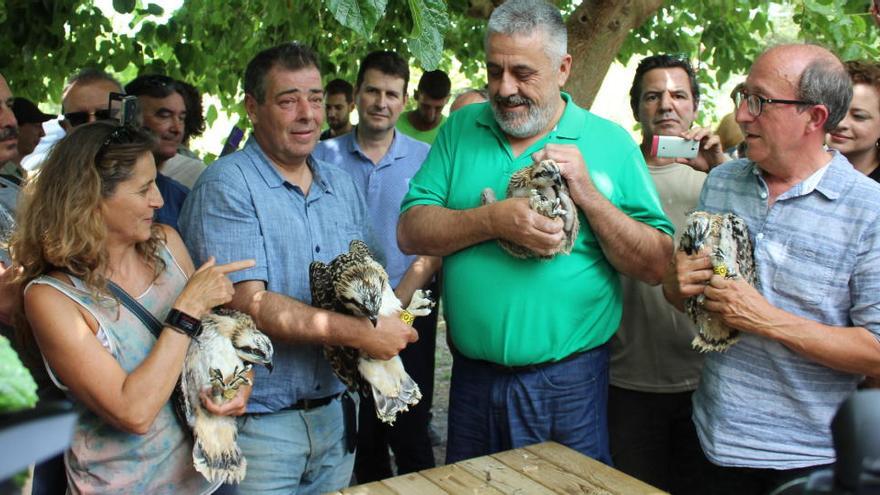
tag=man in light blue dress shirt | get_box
[664,44,880,494]
[179,43,418,495]
[313,50,440,482]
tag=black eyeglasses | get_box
[64,109,120,127]
[733,87,815,117]
[96,125,140,163]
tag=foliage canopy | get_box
[1,0,877,125]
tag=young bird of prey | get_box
[310,240,434,424]
[178,308,274,484]
[679,211,758,352]
[481,159,579,259]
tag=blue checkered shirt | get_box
[693,151,880,468]
[179,138,369,413]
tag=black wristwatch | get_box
[165,309,202,338]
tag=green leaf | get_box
[327,0,387,38]
[145,3,164,16]
[112,0,136,14]
[206,104,218,125]
[406,0,449,70]
[803,0,836,16]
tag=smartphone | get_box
[651,135,699,159]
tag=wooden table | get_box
[331,441,668,494]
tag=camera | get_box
[108,92,140,127]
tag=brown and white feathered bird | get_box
[679,211,758,352]
[481,159,579,259]
[310,240,433,424]
[178,308,274,484]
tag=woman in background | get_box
[828,60,880,181]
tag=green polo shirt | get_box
[396,111,445,144]
[401,93,673,366]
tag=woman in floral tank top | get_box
[9,122,254,494]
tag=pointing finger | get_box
[194,256,216,273]
[216,259,257,274]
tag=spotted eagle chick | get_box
[178,308,274,484]
[679,211,758,352]
[310,240,431,425]
[480,159,579,259]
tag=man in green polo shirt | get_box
[398,0,674,465]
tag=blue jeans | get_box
[235,397,355,495]
[445,344,611,465]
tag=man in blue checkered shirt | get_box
[664,43,880,494]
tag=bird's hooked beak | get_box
[369,316,378,327]
[264,362,274,374]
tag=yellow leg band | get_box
[399,310,415,325]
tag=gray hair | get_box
[485,0,567,64]
[61,68,123,112]
[797,58,852,132]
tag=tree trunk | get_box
[566,0,664,109]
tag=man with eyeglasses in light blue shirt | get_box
[664,44,880,494]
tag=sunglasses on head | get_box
[63,108,120,127]
[95,124,141,163]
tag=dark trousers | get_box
[608,386,713,495]
[445,343,611,465]
[353,300,437,482]
[705,463,832,495]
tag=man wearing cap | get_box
[12,98,53,166]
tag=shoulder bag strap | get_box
[104,280,164,338]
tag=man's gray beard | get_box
[491,98,557,139]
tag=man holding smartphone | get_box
[607,54,727,494]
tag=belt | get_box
[281,393,340,411]
[487,349,588,374]
[450,340,592,374]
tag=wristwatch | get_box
[165,309,202,338]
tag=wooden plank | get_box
[525,442,668,495]
[341,481,398,495]
[420,463,506,494]
[492,447,613,494]
[458,453,556,494]
[380,472,449,495]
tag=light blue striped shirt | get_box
[693,151,880,468]
[179,138,369,413]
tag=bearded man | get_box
[397,0,673,464]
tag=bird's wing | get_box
[348,239,373,260]
[312,256,361,391]
[309,260,334,310]
[177,341,200,429]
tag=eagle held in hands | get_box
[310,240,434,424]
[481,159,579,259]
[679,211,758,352]
[178,308,274,484]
